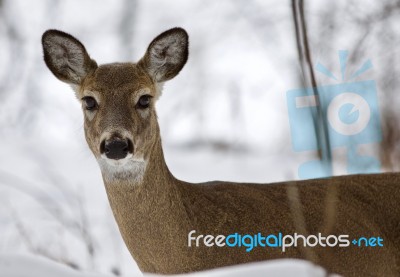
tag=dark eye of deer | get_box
[82,96,98,111]
[137,95,151,109]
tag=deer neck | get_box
[101,135,182,208]
[100,136,190,270]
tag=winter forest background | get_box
[0,0,399,276]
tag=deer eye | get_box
[137,95,152,109]
[82,96,98,111]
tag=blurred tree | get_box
[119,0,138,59]
[292,0,332,173]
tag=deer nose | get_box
[101,138,132,160]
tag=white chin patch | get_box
[98,154,147,183]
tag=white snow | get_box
[0,254,333,277]
[0,254,112,277]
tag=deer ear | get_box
[42,30,97,85]
[139,27,188,82]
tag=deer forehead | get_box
[80,62,156,99]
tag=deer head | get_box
[42,28,189,181]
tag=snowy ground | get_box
[0,254,112,277]
[0,254,332,277]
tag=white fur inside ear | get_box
[147,31,187,82]
[44,34,88,83]
[150,33,184,64]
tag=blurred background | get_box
[0,0,399,276]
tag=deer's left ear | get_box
[139,27,189,82]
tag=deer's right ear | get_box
[42,30,97,85]
[139,27,189,83]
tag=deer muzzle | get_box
[100,137,133,160]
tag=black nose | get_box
[102,139,131,160]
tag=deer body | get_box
[42,28,400,276]
[104,138,400,275]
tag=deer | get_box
[41,27,400,276]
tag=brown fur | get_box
[42,28,400,276]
